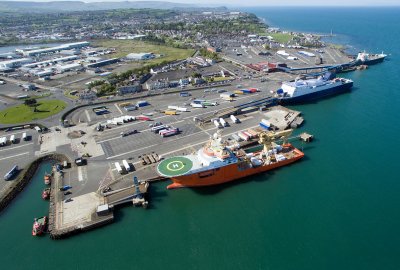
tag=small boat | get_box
[32,216,47,236]
[41,188,50,200]
[44,173,51,185]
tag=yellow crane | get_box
[258,129,293,153]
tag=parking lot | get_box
[0,128,40,193]
[222,45,352,69]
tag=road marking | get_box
[85,110,91,122]
[106,143,158,160]
[325,49,337,63]
[0,142,34,153]
[0,151,29,161]
[115,103,123,115]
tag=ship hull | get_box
[279,81,353,105]
[167,149,304,189]
[358,56,385,66]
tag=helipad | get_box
[157,156,193,177]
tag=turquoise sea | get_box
[1,7,400,270]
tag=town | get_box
[0,6,378,238]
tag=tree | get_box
[24,98,37,107]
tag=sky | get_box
[3,0,400,6]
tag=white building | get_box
[21,41,90,57]
[0,58,33,71]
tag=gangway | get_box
[104,177,149,208]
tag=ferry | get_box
[32,216,47,236]
[276,72,353,104]
[356,52,386,65]
[157,129,304,189]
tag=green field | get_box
[0,99,67,124]
[94,40,195,65]
[268,33,294,44]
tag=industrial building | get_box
[56,63,83,73]
[85,58,119,68]
[21,55,79,69]
[0,58,33,71]
[21,41,90,57]
[126,53,155,60]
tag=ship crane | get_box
[258,129,293,153]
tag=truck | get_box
[122,160,131,172]
[230,115,239,124]
[0,137,7,146]
[164,110,177,115]
[160,128,180,138]
[179,92,190,97]
[259,119,271,130]
[124,105,137,111]
[152,125,168,133]
[190,102,205,108]
[115,162,123,174]
[219,118,228,127]
[10,135,16,144]
[120,129,138,137]
[231,134,242,142]
[4,165,18,180]
[136,100,149,107]
[202,101,219,107]
[176,107,188,112]
[167,105,179,110]
[238,131,250,141]
[214,120,221,128]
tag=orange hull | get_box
[167,148,304,189]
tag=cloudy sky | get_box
[4,0,400,6]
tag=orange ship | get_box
[157,129,304,189]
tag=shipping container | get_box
[247,129,258,137]
[259,122,270,130]
[231,134,242,142]
[234,90,244,95]
[243,131,253,139]
[261,119,271,127]
[237,132,249,141]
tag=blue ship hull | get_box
[279,81,353,105]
